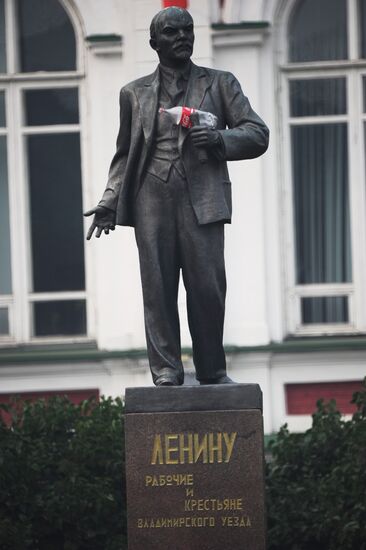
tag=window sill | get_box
[0,71,85,82]
[281,59,366,72]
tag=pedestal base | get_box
[125,384,266,550]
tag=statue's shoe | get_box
[155,377,181,386]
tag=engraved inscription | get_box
[137,517,216,529]
[145,474,194,487]
[151,432,237,465]
[184,498,243,512]
[136,515,252,529]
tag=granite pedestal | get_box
[125,384,266,550]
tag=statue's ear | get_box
[150,38,158,52]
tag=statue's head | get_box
[150,7,194,67]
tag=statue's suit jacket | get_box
[99,63,269,226]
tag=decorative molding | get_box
[271,349,366,368]
[0,357,149,380]
[211,21,270,48]
[85,34,123,57]
[212,22,270,30]
[2,336,366,365]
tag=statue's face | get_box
[152,9,194,66]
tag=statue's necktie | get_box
[165,76,186,106]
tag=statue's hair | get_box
[150,7,193,41]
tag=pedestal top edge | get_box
[125,383,262,414]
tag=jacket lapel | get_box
[179,63,215,149]
[135,68,160,146]
[184,63,214,109]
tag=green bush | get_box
[266,379,366,550]
[0,396,126,550]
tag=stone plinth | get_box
[125,384,266,550]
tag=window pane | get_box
[290,79,346,117]
[0,0,6,73]
[24,88,79,126]
[27,133,85,292]
[301,296,348,324]
[292,124,352,284]
[0,90,5,126]
[17,0,76,72]
[0,136,12,294]
[33,300,86,336]
[360,0,366,58]
[289,0,348,62]
[0,307,9,335]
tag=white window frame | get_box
[277,0,366,336]
[0,0,94,345]
[0,83,12,340]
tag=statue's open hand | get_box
[188,126,221,150]
[84,205,116,240]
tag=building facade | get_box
[0,0,365,434]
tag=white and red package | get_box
[159,106,217,129]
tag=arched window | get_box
[17,0,76,72]
[0,0,86,343]
[289,0,348,62]
[282,0,366,334]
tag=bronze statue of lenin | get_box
[85,7,269,386]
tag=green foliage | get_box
[0,396,126,550]
[266,379,366,550]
